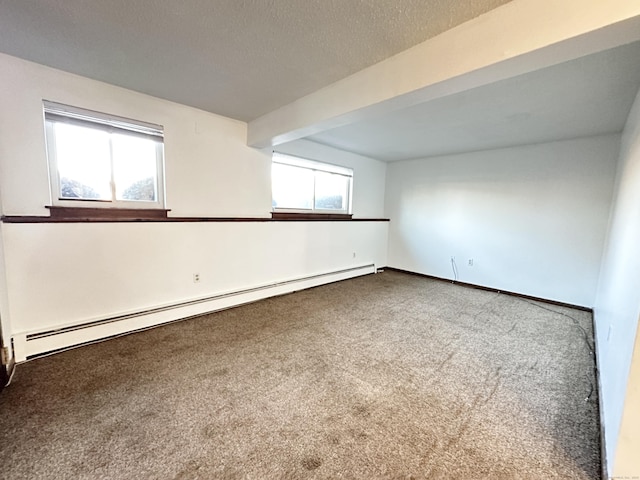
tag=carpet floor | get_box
[0,271,601,479]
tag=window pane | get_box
[53,123,111,200]
[112,133,159,202]
[314,171,349,211]
[272,163,314,209]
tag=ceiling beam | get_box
[247,0,640,148]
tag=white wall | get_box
[4,221,387,355]
[0,53,388,359]
[613,323,640,478]
[0,53,271,218]
[385,135,620,307]
[0,223,11,364]
[0,181,10,360]
[594,86,640,478]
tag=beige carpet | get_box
[0,271,600,479]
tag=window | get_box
[271,153,353,215]
[44,101,164,209]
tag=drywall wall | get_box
[594,86,640,478]
[613,318,640,478]
[0,224,11,363]
[385,135,620,307]
[0,52,386,219]
[0,169,12,365]
[0,52,270,218]
[0,53,388,357]
[4,221,387,359]
[275,139,387,218]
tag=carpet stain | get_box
[168,343,193,355]
[348,428,369,441]
[202,423,219,439]
[301,456,323,470]
[352,404,371,418]
[81,376,110,394]
[173,459,202,479]
[483,367,502,404]
[195,367,230,380]
[118,347,139,358]
[435,351,456,372]
[139,410,159,420]
[506,322,518,334]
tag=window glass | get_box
[271,153,352,214]
[112,133,159,202]
[44,101,164,208]
[54,122,111,200]
[272,162,314,210]
[314,171,349,211]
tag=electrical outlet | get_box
[353,252,356,258]
[193,273,201,283]
[468,259,474,267]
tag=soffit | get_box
[306,41,640,161]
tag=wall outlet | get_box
[193,273,201,283]
[468,259,474,266]
[353,252,356,258]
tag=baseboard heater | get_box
[14,263,376,362]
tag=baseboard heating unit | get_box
[13,264,376,362]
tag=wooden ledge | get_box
[271,212,353,221]
[46,206,170,220]
[1,209,390,223]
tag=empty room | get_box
[1,1,640,479]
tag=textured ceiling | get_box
[0,0,512,121]
[306,41,640,161]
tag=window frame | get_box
[271,152,353,216]
[43,100,166,210]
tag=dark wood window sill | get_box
[271,212,353,221]
[1,209,389,223]
[46,206,170,221]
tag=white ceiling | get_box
[306,40,640,161]
[3,1,639,162]
[0,0,511,122]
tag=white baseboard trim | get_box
[14,264,376,362]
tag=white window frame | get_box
[271,152,353,215]
[43,100,165,209]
